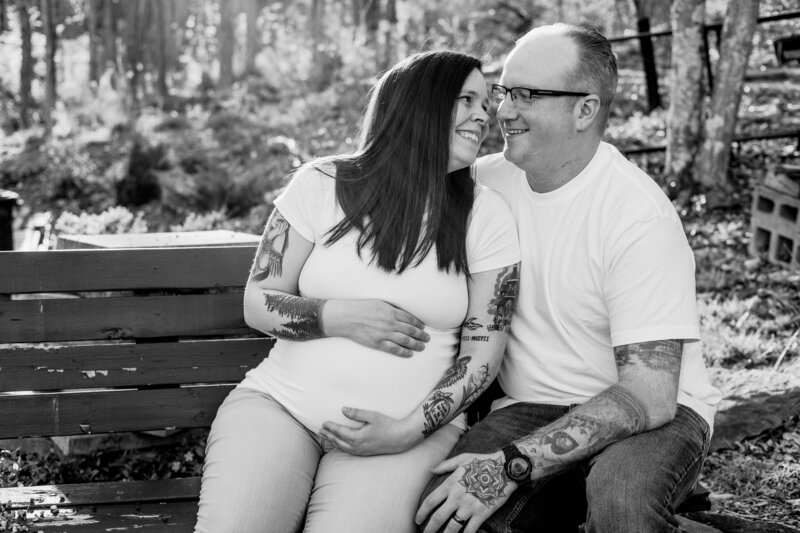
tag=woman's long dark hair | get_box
[322,50,481,275]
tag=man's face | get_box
[496,34,582,178]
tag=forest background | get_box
[0,0,799,530]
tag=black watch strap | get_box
[502,444,532,485]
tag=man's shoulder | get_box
[475,153,522,196]
[595,143,677,218]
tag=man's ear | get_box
[574,94,602,132]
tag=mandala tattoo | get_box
[263,293,323,341]
[487,265,519,332]
[614,340,683,372]
[462,317,483,331]
[422,391,455,437]
[251,210,290,281]
[434,356,471,389]
[459,457,509,507]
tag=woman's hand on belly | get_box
[322,299,431,358]
[320,406,422,456]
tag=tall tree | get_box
[631,0,671,110]
[244,0,259,74]
[42,0,58,135]
[380,0,397,70]
[664,0,704,203]
[153,0,169,102]
[694,0,760,207]
[86,0,101,84]
[102,0,118,74]
[217,0,236,89]
[18,0,34,128]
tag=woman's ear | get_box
[575,94,602,132]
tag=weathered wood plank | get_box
[0,338,272,392]
[0,246,256,293]
[0,477,200,507]
[0,293,251,343]
[0,500,199,532]
[0,385,233,439]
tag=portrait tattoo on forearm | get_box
[487,265,519,332]
[263,293,323,341]
[516,385,647,474]
[459,457,510,507]
[251,210,290,281]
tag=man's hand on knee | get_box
[416,452,516,533]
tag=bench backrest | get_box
[0,245,272,440]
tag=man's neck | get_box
[525,141,601,194]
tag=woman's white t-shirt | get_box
[239,166,521,432]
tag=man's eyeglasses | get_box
[491,84,590,108]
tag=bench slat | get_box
[0,246,257,293]
[0,477,201,507]
[0,338,271,392]
[0,500,199,532]
[0,385,233,439]
[1,293,251,343]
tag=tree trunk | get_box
[86,0,100,85]
[42,0,57,135]
[665,0,705,204]
[631,0,665,110]
[364,0,379,46]
[153,0,169,103]
[380,0,397,70]
[217,0,236,89]
[18,0,34,128]
[694,0,759,207]
[102,0,117,75]
[0,0,7,34]
[244,0,259,74]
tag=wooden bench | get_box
[0,245,270,531]
[0,245,709,531]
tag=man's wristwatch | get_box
[502,444,532,485]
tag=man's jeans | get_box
[421,402,710,533]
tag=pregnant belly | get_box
[252,326,460,432]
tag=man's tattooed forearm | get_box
[251,210,290,282]
[459,458,510,507]
[516,385,647,473]
[263,293,323,341]
[613,339,683,372]
[487,264,519,332]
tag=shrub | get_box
[54,206,148,236]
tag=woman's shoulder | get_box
[472,181,510,212]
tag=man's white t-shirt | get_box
[240,166,521,433]
[477,142,721,429]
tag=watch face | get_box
[508,457,530,478]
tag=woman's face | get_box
[448,68,490,173]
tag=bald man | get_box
[416,24,720,533]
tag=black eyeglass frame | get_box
[491,84,590,105]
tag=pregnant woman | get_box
[194,50,520,533]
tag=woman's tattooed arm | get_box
[243,208,325,341]
[419,264,519,437]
